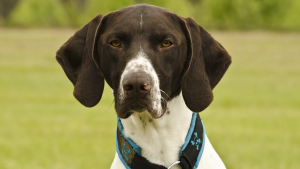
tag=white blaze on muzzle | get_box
[118,50,162,117]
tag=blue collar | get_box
[116,112,205,169]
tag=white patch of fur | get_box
[118,50,162,117]
[110,93,226,169]
[140,14,143,29]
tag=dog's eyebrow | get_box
[107,31,131,42]
[149,32,177,43]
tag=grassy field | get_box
[0,29,299,169]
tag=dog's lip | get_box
[116,97,156,117]
[130,103,146,112]
[118,112,132,118]
[116,97,152,106]
[116,96,168,119]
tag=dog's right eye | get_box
[161,40,172,47]
[110,40,121,47]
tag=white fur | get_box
[110,93,226,169]
[118,50,162,117]
[140,14,143,29]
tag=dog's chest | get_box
[120,94,193,167]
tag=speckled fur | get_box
[118,50,162,118]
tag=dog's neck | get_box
[120,93,193,168]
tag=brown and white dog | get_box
[56,4,231,169]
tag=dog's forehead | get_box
[105,5,179,32]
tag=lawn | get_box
[0,29,299,169]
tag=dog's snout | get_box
[122,72,151,96]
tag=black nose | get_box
[122,72,151,96]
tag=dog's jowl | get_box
[56,4,231,169]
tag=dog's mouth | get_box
[130,103,146,112]
[115,97,167,119]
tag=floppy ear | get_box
[181,18,232,112]
[56,14,104,107]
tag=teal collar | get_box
[116,112,205,169]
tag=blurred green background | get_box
[1,0,300,30]
[0,0,300,169]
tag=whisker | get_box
[105,99,115,113]
[160,90,170,99]
[161,97,167,104]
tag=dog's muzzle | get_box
[116,55,164,118]
[122,72,152,112]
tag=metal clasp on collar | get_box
[168,161,180,169]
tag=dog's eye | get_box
[161,40,172,47]
[110,40,121,47]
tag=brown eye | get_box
[161,40,172,47]
[110,40,121,47]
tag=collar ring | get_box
[168,161,180,169]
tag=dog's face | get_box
[94,6,189,118]
[56,5,231,119]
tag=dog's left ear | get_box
[181,18,232,112]
[56,14,105,107]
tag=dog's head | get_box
[56,4,232,118]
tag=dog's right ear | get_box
[56,14,104,107]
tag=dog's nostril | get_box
[124,84,134,92]
[141,83,151,92]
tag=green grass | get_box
[0,29,299,169]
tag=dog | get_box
[56,4,231,169]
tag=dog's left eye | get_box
[110,40,121,47]
[161,40,172,47]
